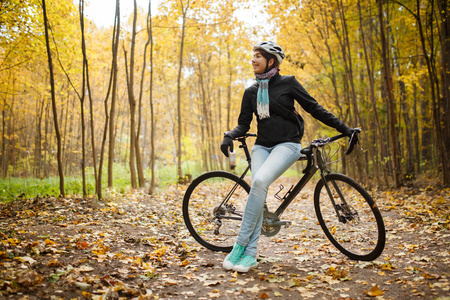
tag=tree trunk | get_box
[438,0,450,184]
[78,0,88,198]
[42,0,64,196]
[147,0,156,193]
[124,47,137,189]
[108,1,120,188]
[136,0,152,188]
[43,102,50,178]
[1,109,7,178]
[176,0,189,182]
[124,0,139,189]
[34,99,45,178]
[198,60,211,171]
[378,0,400,188]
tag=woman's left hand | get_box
[220,136,234,157]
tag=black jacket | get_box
[226,73,350,147]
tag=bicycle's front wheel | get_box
[182,171,250,252]
[314,173,385,261]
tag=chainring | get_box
[261,211,281,237]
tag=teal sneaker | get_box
[223,243,245,270]
[233,255,257,272]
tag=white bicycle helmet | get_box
[253,41,285,64]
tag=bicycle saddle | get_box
[300,147,312,156]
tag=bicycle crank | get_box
[261,211,291,237]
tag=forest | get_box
[0,0,449,200]
[1,1,450,299]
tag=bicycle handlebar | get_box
[311,128,360,155]
[234,129,360,156]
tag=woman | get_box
[220,41,355,273]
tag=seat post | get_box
[237,137,252,164]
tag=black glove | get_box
[342,126,355,138]
[220,136,234,157]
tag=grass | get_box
[0,161,206,202]
[0,176,96,202]
[0,158,308,202]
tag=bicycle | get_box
[182,130,385,261]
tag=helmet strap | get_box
[264,58,274,73]
[264,60,270,73]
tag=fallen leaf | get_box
[44,238,54,245]
[16,270,43,286]
[77,265,94,272]
[364,284,384,297]
[203,280,221,286]
[47,259,62,267]
[207,289,221,298]
[76,240,89,249]
[165,278,178,286]
[75,282,91,290]
[16,256,37,265]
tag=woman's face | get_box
[252,50,270,74]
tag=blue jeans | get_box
[236,142,302,257]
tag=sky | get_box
[83,0,272,39]
[83,0,161,28]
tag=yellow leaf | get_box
[434,197,445,204]
[47,259,61,267]
[364,284,384,297]
[207,291,221,298]
[181,259,190,266]
[133,257,142,265]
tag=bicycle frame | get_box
[220,132,358,222]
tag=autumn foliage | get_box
[1,0,450,199]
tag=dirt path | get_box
[0,179,449,299]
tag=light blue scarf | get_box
[255,67,278,119]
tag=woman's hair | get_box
[256,49,280,71]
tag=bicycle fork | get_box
[320,172,356,223]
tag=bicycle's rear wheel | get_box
[314,173,385,261]
[182,171,250,252]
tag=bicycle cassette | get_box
[261,211,281,237]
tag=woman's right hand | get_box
[220,136,234,157]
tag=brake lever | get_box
[345,128,361,155]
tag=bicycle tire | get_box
[314,173,385,261]
[182,171,250,252]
